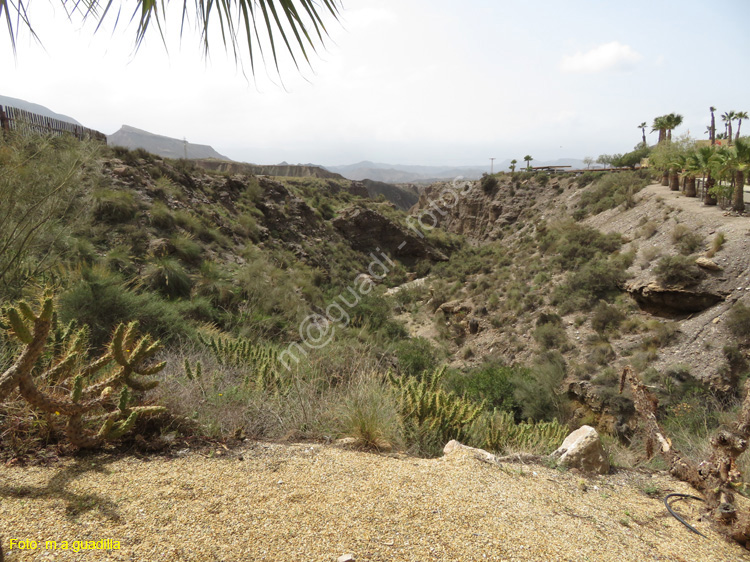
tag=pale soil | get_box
[2,442,750,561]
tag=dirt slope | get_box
[2,443,750,561]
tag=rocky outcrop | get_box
[332,206,448,261]
[626,281,725,315]
[411,176,576,241]
[551,426,610,475]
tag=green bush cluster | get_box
[575,172,649,219]
[654,255,703,287]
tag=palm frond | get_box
[3,0,341,75]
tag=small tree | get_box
[509,159,517,172]
[583,156,594,169]
[523,155,533,170]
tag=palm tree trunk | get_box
[704,173,717,205]
[669,170,679,191]
[685,176,697,197]
[737,119,743,142]
[711,111,716,145]
[734,170,746,212]
[729,122,734,145]
[642,129,646,145]
[661,171,669,186]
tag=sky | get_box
[1,0,749,167]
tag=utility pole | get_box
[490,158,496,174]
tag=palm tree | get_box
[1,0,341,73]
[730,138,750,212]
[664,113,683,142]
[652,115,668,144]
[735,111,748,142]
[710,106,717,145]
[722,111,736,145]
[638,122,647,146]
[524,155,533,170]
[668,154,685,192]
[509,159,517,172]
[694,145,718,205]
[684,152,700,198]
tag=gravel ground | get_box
[1,442,749,561]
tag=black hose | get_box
[664,493,707,538]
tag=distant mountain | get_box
[0,94,82,125]
[325,161,488,183]
[193,159,344,180]
[108,125,229,160]
[325,159,589,182]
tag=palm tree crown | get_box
[1,0,341,74]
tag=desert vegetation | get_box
[3,127,750,549]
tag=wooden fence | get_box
[0,105,107,143]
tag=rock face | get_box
[626,281,725,315]
[552,426,610,475]
[332,206,448,261]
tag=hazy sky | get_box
[2,0,749,166]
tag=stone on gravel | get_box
[337,554,355,562]
[696,257,722,271]
[552,425,610,475]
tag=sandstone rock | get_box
[443,440,498,464]
[437,300,473,316]
[337,555,355,562]
[696,257,722,271]
[552,425,610,475]
[626,281,725,314]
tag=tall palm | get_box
[710,106,717,145]
[510,159,517,172]
[638,122,647,146]
[722,111,736,145]
[523,155,533,170]
[664,112,683,142]
[1,0,341,74]
[651,115,668,144]
[735,111,748,142]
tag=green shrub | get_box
[171,235,203,265]
[654,255,703,287]
[511,356,570,422]
[394,337,437,376]
[337,377,402,450]
[142,257,193,299]
[59,266,192,348]
[538,221,622,271]
[671,224,703,255]
[150,201,175,229]
[480,173,499,195]
[576,172,649,218]
[92,189,139,223]
[591,302,625,334]
[553,257,628,313]
[533,322,568,350]
[727,302,750,343]
[444,362,522,413]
